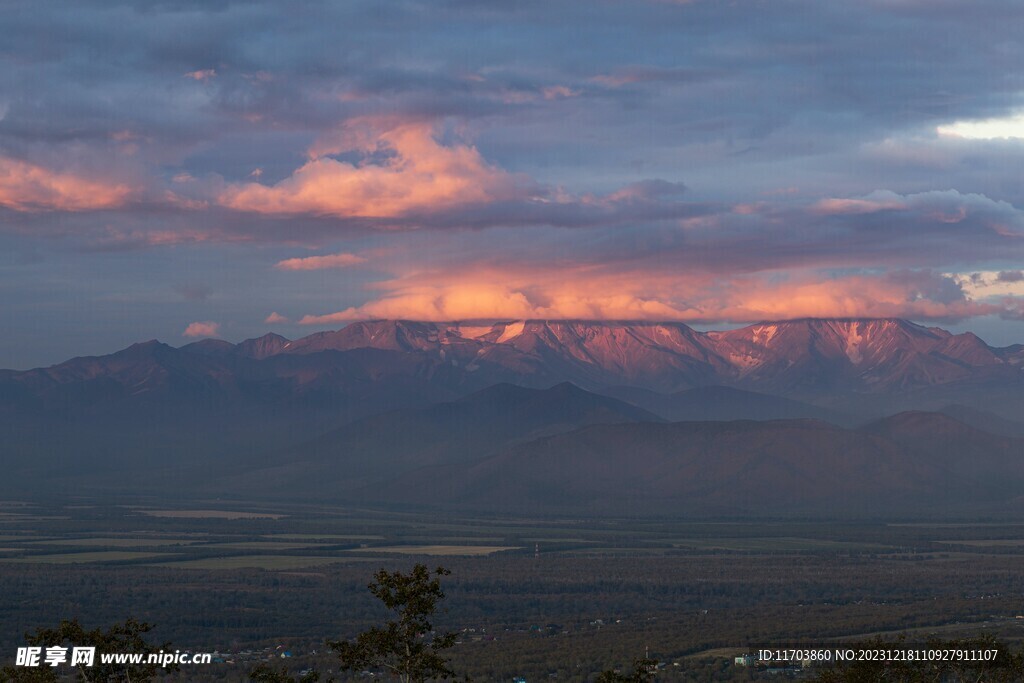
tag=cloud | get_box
[184,69,217,82]
[213,116,707,233]
[955,270,1024,299]
[0,158,133,212]
[606,179,688,202]
[997,270,1024,283]
[541,85,580,100]
[8,0,1024,369]
[219,118,530,219]
[88,227,243,250]
[811,193,907,215]
[591,66,721,88]
[297,264,1011,326]
[182,321,220,337]
[275,252,366,271]
[287,185,1024,327]
[937,113,1024,140]
[264,312,288,324]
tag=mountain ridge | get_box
[3,318,1021,420]
[4,317,1024,516]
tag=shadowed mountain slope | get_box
[214,382,660,494]
[368,413,1024,517]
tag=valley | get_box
[2,501,1024,680]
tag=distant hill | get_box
[214,382,660,495]
[4,319,1022,417]
[3,318,1024,515]
[934,404,1024,438]
[599,385,850,424]
[367,413,1024,517]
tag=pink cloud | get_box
[162,191,209,210]
[541,85,580,100]
[219,118,530,219]
[183,321,220,337]
[93,228,240,249]
[184,69,217,81]
[0,158,133,212]
[296,265,1009,325]
[812,195,906,215]
[275,252,366,271]
[264,312,288,324]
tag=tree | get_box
[0,618,175,683]
[327,564,462,682]
[596,658,658,682]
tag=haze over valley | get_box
[4,318,1024,518]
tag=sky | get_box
[2,0,1024,368]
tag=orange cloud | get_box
[297,266,717,324]
[275,252,366,271]
[264,312,289,324]
[184,69,217,81]
[811,196,906,215]
[183,321,220,337]
[296,266,1004,325]
[0,158,133,212]
[711,274,999,322]
[219,119,527,219]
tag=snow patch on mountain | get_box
[844,321,864,364]
[752,324,778,345]
[496,321,526,344]
[453,325,494,340]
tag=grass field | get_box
[154,555,353,570]
[138,509,286,519]
[263,533,385,541]
[2,551,171,564]
[2,501,1024,570]
[664,536,893,552]
[27,538,200,547]
[208,541,337,550]
[937,539,1024,547]
[347,545,521,556]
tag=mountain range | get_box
[2,318,1024,516]
[5,318,1024,411]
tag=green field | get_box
[28,538,201,547]
[155,555,354,570]
[937,539,1024,547]
[262,533,385,541]
[139,509,287,519]
[347,544,522,556]
[2,551,171,564]
[664,536,893,552]
[208,541,338,550]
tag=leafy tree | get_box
[1,618,174,683]
[595,657,658,682]
[0,665,57,683]
[327,564,462,682]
